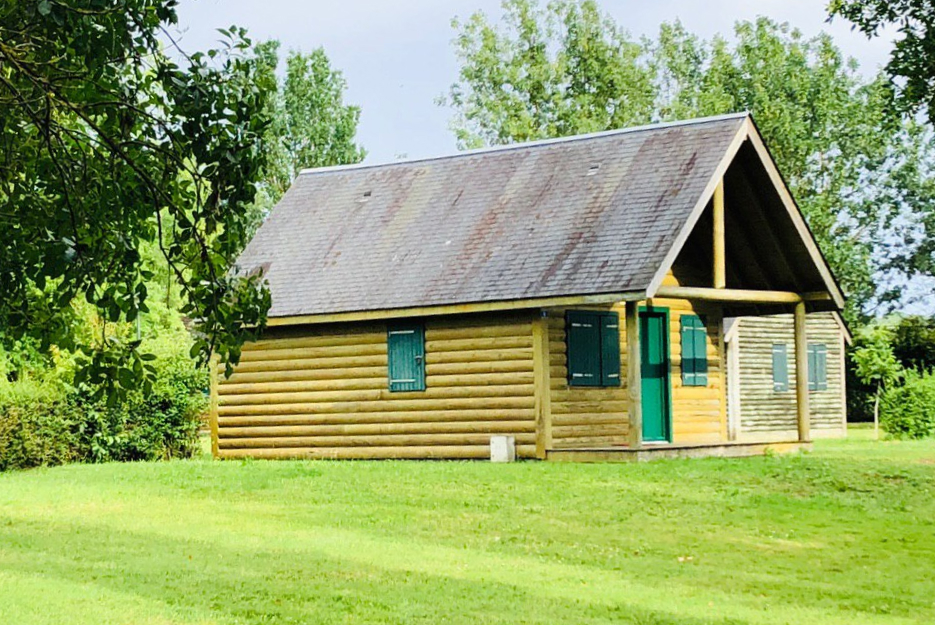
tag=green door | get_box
[640,309,671,442]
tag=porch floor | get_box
[546,440,810,462]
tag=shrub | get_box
[77,335,208,463]
[0,325,207,470]
[0,391,82,471]
[880,370,935,439]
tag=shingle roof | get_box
[237,113,749,318]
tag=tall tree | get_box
[249,40,365,229]
[829,0,935,295]
[830,0,935,121]
[0,2,273,395]
[443,0,935,321]
[443,0,654,148]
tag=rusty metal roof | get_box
[238,113,748,318]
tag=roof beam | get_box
[713,178,726,289]
[654,286,831,304]
[265,291,647,327]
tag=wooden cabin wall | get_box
[547,304,629,449]
[660,270,727,445]
[214,312,537,459]
[732,313,846,440]
[547,271,726,449]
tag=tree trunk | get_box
[873,386,881,441]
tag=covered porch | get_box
[532,132,844,460]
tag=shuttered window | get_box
[772,344,789,392]
[387,322,425,392]
[566,310,620,387]
[680,315,708,386]
[808,343,828,392]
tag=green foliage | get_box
[851,323,903,389]
[830,0,935,121]
[445,0,654,147]
[0,2,273,399]
[443,1,935,320]
[0,391,82,471]
[0,310,207,471]
[890,314,935,371]
[880,369,935,439]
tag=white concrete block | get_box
[490,435,516,463]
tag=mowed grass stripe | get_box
[0,431,931,624]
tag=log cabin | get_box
[210,112,847,461]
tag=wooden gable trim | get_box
[723,317,741,344]
[831,311,853,345]
[265,291,646,327]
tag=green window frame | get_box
[772,344,789,392]
[808,343,828,392]
[566,310,620,387]
[387,322,425,392]
[680,315,708,386]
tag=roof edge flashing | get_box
[298,112,751,176]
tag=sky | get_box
[171,0,896,164]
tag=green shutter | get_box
[817,344,828,391]
[567,311,601,386]
[681,315,707,386]
[809,343,828,392]
[807,344,817,392]
[600,312,621,386]
[387,322,425,392]
[772,344,789,392]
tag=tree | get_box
[0,2,273,396]
[444,0,654,148]
[830,1,935,305]
[249,40,365,232]
[443,1,935,321]
[829,0,935,121]
[890,314,935,371]
[852,323,903,438]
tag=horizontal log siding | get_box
[215,312,537,459]
[653,296,726,445]
[733,312,845,436]
[547,304,629,449]
[547,272,726,449]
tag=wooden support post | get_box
[626,301,642,449]
[532,313,552,459]
[794,301,811,443]
[210,353,220,458]
[713,178,726,289]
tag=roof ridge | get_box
[299,111,751,176]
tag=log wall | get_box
[730,312,846,439]
[214,312,538,459]
[547,271,726,449]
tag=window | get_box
[772,344,789,392]
[680,315,708,386]
[566,310,620,387]
[808,343,828,392]
[387,322,425,392]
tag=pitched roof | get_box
[236,112,842,320]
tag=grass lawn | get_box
[0,430,933,625]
